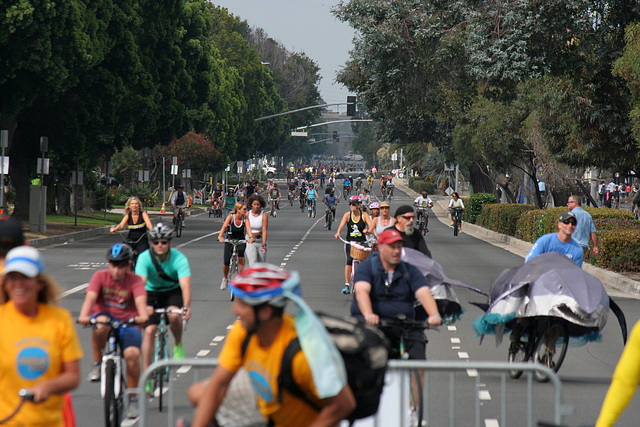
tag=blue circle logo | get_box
[248,370,273,403]
[17,347,49,380]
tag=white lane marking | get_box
[467,369,478,377]
[448,326,457,331]
[177,366,191,374]
[196,350,211,357]
[58,283,89,299]
[212,336,225,342]
[458,352,469,359]
[450,337,461,344]
[485,419,500,427]
[479,390,491,400]
[175,232,218,249]
[452,346,460,350]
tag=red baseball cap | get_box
[378,228,404,245]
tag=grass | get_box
[46,212,124,226]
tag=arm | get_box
[142,211,153,230]
[415,286,441,328]
[110,214,129,233]
[134,294,149,324]
[190,366,236,427]
[591,231,599,256]
[369,217,378,236]
[309,385,356,427]
[31,360,81,403]
[262,212,269,246]
[245,217,256,244]
[78,290,99,325]
[218,215,232,242]
[354,281,378,325]
[179,276,192,321]
[363,212,373,232]
[334,212,350,239]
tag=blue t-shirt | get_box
[325,194,338,207]
[135,248,191,292]
[571,207,596,249]
[525,233,583,267]
[343,179,351,187]
[307,189,318,200]
[350,253,429,320]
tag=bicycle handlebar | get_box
[223,239,247,244]
[378,314,431,330]
[18,389,34,401]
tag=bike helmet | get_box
[106,243,133,262]
[369,202,380,209]
[349,195,361,203]
[229,263,291,308]
[147,222,174,240]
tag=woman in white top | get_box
[360,188,372,213]
[448,192,465,228]
[369,201,395,237]
[245,194,269,265]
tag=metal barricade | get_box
[138,358,573,427]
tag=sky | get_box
[211,0,356,113]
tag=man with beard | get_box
[392,205,431,258]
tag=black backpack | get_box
[241,312,389,424]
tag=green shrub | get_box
[410,180,435,195]
[465,193,498,224]
[515,209,547,242]
[479,203,535,235]
[594,229,640,271]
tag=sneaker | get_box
[173,343,185,360]
[127,395,139,419]
[409,410,418,427]
[87,361,101,382]
[220,278,228,290]
[450,221,454,226]
[145,380,152,397]
[341,284,350,294]
[425,227,429,233]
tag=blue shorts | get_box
[92,313,142,350]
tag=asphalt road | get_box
[42,184,640,427]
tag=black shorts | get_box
[224,242,246,266]
[147,287,183,325]
[380,326,427,360]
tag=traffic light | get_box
[347,96,356,116]
[333,131,338,140]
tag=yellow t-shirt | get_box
[219,315,323,427]
[596,320,640,426]
[0,302,83,427]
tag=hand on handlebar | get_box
[427,313,442,328]
[364,313,379,325]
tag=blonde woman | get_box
[218,202,249,290]
[0,246,82,426]
[111,196,153,254]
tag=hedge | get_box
[478,203,536,236]
[593,229,640,271]
[409,179,436,195]
[465,193,498,224]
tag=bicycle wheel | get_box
[104,359,122,427]
[507,340,528,379]
[176,215,183,237]
[156,334,166,411]
[229,257,239,301]
[453,218,459,236]
[533,320,569,382]
[312,204,316,218]
[349,260,359,294]
[327,210,333,230]
[308,204,312,218]
[410,369,424,427]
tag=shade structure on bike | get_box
[473,252,627,345]
[401,248,486,324]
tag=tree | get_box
[112,146,142,188]
[163,131,228,176]
[613,22,640,144]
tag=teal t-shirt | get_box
[135,248,191,292]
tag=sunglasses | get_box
[380,207,390,209]
[152,239,170,245]
[350,202,361,206]
[400,215,415,220]
[562,220,577,226]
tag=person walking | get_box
[567,195,599,258]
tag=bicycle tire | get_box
[312,204,316,218]
[453,218,459,236]
[533,320,569,382]
[229,257,238,301]
[349,260,359,294]
[308,205,312,218]
[411,369,424,427]
[157,333,167,411]
[104,359,122,427]
[176,215,183,238]
[327,211,332,230]
[507,340,528,379]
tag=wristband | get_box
[429,313,441,318]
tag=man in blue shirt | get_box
[567,195,599,257]
[525,211,584,267]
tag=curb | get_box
[29,208,209,249]
[394,181,640,297]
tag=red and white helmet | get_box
[349,195,361,203]
[229,263,291,307]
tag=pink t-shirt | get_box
[88,270,146,321]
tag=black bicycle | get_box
[416,207,429,235]
[507,316,569,382]
[0,389,34,424]
[379,314,430,427]
[175,207,185,237]
[451,207,463,236]
[324,203,335,230]
[224,239,246,301]
[115,231,147,269]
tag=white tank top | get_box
[248,210,264,234]
[376,216,392,235]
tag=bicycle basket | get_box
[350,244,370,261]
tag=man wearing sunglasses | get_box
[135,223,192,393]
[392,205,432,258]
[525,211,583,267]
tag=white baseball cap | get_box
[3,246,44,277]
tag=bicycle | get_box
[269,198,277,217]
[507,316,569,382]
[148,308,185,411]
[307,198,316,218]
[299,191,306,212]
[379,314,430,427]
[115,230,147,269]
[224,239,247,301]
[387,185,394,201]
[0,389,34,424]
[88,316,138,426]
[415,207,429,236]
[324,204,335,230]
[380,186,387,201]
[346,239,373,294]
[451,207,463,236]
[174,207,185,237]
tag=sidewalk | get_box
[394,180,640,298]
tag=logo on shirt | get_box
[248,370,274,403]
[17,347,49,380]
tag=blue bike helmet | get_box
[106,243,133,262]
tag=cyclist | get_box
[218,202,249,290]
[343,176,352,196]
[320,169,326,188]
[246,195,269,266]
[268,183,281,213]
[211,184,224,215]
[305,183,319,217]
[385,177,395,199]
[355,177,363,192]
[368,202,381,220]
[370,201,395,237]
[335,195,373,294]
[322,188,339,228]
[78,243,148,419]
[447,192,465,230]
[135,223,192,386]
[222,187,237,219]
[392,205,432,257]
[288,180,297,205]
[379,176,387,198]
[110,196,153,254]
[360,188,372,213]
[0,246,83,426]
[413,191,434,233]
[184,264,355,427]
[171,185,188,227]
[366,174,374,191]
[350,228,441,424]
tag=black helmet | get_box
[106,243,133,262]
[148,222,174,240]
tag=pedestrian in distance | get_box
[567,195,599,258]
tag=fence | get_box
[138,358,573,427]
